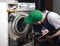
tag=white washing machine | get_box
[8,3,35,41]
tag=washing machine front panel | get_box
[12,12,30,35]
[9,12,30,40]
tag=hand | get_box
[41,29,49,36]
[37,38,47,42]
[34,32,39,35]
[46,36,54,39]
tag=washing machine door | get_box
[9,12,30,36]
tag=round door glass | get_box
[17,18,26,32]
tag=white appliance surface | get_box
[0,2,8,46]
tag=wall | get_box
[0,0,16,2]
[0,2,8,46]
[53,0,60,14]
[0,0,7,2]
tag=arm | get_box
[47,12,60,38]
[46,29,60,39]
[51,29,60,37]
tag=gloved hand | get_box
[41,29,49,36]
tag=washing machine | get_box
[8,2,35,46]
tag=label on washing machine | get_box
[17,3,35,11]
[8,3,35,11]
